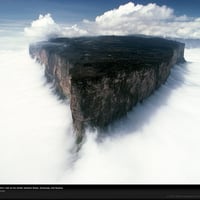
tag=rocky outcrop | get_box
[29,36,185,142]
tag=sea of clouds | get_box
[0,2,200,184]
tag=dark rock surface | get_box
[29,36,185,141]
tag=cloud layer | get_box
[24,13,88,41]
[85,2,200,38]
[24,2,200,40]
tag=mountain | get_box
[29,36,185,143]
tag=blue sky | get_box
[0,0,200,24]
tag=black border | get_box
[0,184,200,199]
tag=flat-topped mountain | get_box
[29,36,185,142]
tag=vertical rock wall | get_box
[29,36,185,141]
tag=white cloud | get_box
[95,2,174,25]
[24,13,60,40]
[24,14,88,41]
[24,2,200,41]
[61,24,88,37]
[84,1,200,39]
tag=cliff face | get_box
[29,36,185,141]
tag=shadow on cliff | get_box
[96,62,190,141]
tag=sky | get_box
[1,0,200,43]
[14,0,199,40]
[0,0,200,24]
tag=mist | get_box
[0,18,200,184]
[0,32,76,183]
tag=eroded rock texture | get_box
[29,36,185,141]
